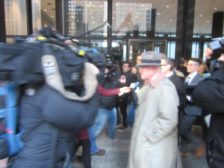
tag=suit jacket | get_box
[185,73,204,87]
[184,73,204,116]
[169,72,187,109]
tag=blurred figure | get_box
[135,54,142,65]
[161,56,187,150]
[74,128,91,168]
[128,51,181,168]
[161,57,187,110]
[176,57,188,77]
[117,62,134,130]
[179,58,205,158]
[198,63,210,78]
[193,48,224,168]
[126,55,142,127]
[89,65,131,156]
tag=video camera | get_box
[97,54,119,80]
[106,54,120,74]
[208,37,224,51]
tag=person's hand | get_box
[119,86,131,96]
[218,54,224,62]
[205,48,213,59]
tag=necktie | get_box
[185,76,191,85]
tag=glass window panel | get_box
[194,0,224,35]
[112,0,177,37]
[128,39,167,64]
[113,1,152,34]
[65,0,108,37]
[32,0,56,32]
[167,41,176,59]
[4,0,28,36]
[192,42,200,58]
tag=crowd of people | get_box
[81,45,223,168]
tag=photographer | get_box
[192,38,224,168]
[89,58,130,156]
[205,37,224,73]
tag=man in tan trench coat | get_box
[128,51,182,168]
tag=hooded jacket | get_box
[11,63,99,168]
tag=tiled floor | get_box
[89,127,209,168]
[0,127,209,168]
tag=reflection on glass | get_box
[32,0,56,32]
[113,1,152,36]
[32,0,41,32]
[112,0,177,37]
[194,0,224,34]
[167,42,176,58]
[128,39,167,64]
[192,42,200,58]
[4,0,27,36]
[65,0,108,37]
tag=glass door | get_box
[128,39,167,65]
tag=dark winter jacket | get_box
[168,72,187,109]
[11,84,99,168]
[192,68,224,168]
[97,73,119,110]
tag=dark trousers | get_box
[195,115,208,140]
[179,114,200,152]
[74,139,91,168]
[118,97,128,127]
[206,114,224,168]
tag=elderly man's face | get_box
[139,66,159,81]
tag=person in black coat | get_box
[161,56,187,152]
[192,52,224,168]
[161,57,187,109]
[178,58,205,157]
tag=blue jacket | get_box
[12,84,99,168]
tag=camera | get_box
[105,55,118,73]
[105,55,115,69]
[208,37,224,51]
[97,54,119,80]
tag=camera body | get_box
[208,37,224,51]
[104,55,119,78]
[96,55,119,81]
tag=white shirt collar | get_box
[186,71,198,83]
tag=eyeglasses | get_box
[161,64,169,66]
[187,63,198,66]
